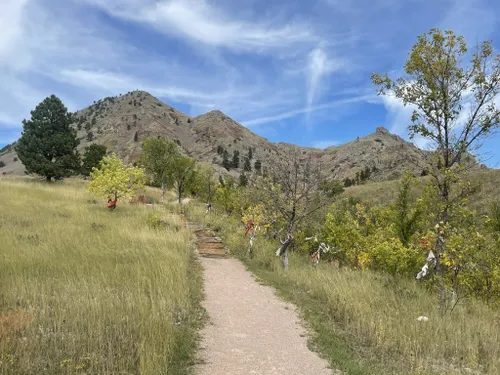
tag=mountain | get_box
[0,90,480,182]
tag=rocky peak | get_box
[375,126,390,135]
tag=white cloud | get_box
[81,0,317,52]
[0,0,32,71]
[376,92,415,134]
[306,47,344,108]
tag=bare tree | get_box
[261,150,340,270]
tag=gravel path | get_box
[194,257,333,375]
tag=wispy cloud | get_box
[81,0,317,52]
[306,47,345,120]
[56,69,222,103]
[0,0,32,70]
[243,94,375,127]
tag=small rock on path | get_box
[194,257,333,375]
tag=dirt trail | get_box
[188,221,333,375]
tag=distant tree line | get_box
[343,165,377,187]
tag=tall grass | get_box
[0,178,203,374]
[188,202,500,375]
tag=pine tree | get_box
[254,159,262,172]
[81,144,107,176]
[359,169,366,181]
[243,157,252,172]
[222,150,231,170]
[232,150,240,168]
[239,172,248,187]
[248,147,253,160]
[15,95,80,181]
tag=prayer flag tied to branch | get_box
[244,221,254,237]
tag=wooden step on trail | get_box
[185,221,227,258]
[196,236,222,243]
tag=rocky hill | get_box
[0,90,474,183]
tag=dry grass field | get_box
[0,177,203,374]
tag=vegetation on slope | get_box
[344,169,500,215]
[0,178,204,374]
[186,201,500,375]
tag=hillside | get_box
[344,168,500,215]
[0,90,482,182]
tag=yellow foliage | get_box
[87,154,146,201]
[241,204,277,229]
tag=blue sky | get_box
[1,0,499,166]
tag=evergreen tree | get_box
[359,169,366,182]
[254,159,262,172]
[15,95,80,181]
[232,150,240,168]
[239,172,248,187]
[222,150,231,170]
[243,157,252,172]
[248,147,253,160]
[81,144,107,176]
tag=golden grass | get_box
[187,202,500,375]
[0,177,202,374]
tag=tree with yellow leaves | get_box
[87,154,145,208]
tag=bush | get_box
[147,214,164,229]
[0,160,5,168]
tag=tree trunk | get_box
[161,183,165,202]
[282,250,289,271]
[435,179,449,314]
[279,234,292,271]
[178,183,183,205]
[435,223,447,314]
